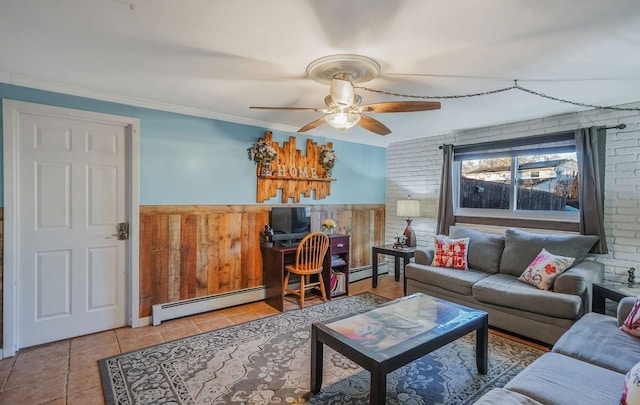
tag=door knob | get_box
[105,222,129,240]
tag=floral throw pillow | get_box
[517,248,575,290]
[431,236,469,270]
[622,361,640,405]
[621,295,640,337]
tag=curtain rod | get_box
[438,124,626,149]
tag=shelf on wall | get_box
[259,175,335,182]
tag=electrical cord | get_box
[355,80,640,112]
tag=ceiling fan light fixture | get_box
[325,112,361,131]
[330,78,355,106]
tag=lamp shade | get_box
[397,199,421,218]
[324,112,361,131]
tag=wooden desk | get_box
[262,235,350,311]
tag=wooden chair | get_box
[283,232,330,309]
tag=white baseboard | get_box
[138,317,152,327]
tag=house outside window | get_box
[454,132,579,222]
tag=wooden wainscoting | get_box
[0,208,3,345]
[310,204,386,268]
[139,204,385,318]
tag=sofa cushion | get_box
[472,274,582,319]
[449,226,504,274]
[432,235,469,270]
[499,228,599,277]
[405,264,491,296]
[553,311,640,374]
[505,352,624,405]
[473,388,542,405]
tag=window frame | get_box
[452,132,580,225]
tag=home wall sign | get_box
[254,131,335,203]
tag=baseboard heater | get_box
[151,286,267,326]
[151,265,389,325]
[348,263,389,283]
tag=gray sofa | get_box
[474,297,640,404]
[405,226,603,345]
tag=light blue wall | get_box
[0,83,386,205]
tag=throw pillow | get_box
[621,295,640,338]
[517,248,575,290]
[621,361,640,405]
[432,236,469,270]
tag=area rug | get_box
[99,293,544,404]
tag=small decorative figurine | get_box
[393,234,408,249]
[260,224,275,246]
[629,267,636,286]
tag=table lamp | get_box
[397,197,421,247]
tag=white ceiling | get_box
[1,0,640,147]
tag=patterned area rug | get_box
[99,293,543,404]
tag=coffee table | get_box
[310,293,488,404]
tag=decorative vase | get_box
[324,169,332,178]
[260,164,273,176]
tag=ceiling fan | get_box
[250,55,441,136]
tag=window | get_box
[454,132,579,221]
[460,157,512,210]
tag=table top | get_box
[595,282,640,297]
[372,244,417,254]
[314,293,486,361]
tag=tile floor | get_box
[0,275,403,404]
[0,274,545,404]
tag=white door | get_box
[13,107,128,348]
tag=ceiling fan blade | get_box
[359,101,441,113]
[358,115,391,135]
[250,106,326,112]
[297,117,327,133]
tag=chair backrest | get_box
[294,232,330,273]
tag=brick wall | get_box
[386,102,640,283]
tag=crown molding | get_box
[0,71,301,134]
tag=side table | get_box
[592,282,640,314]
[371,244,416,294]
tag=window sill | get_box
[454,215,579,232]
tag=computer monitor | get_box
[269,207,311,242]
